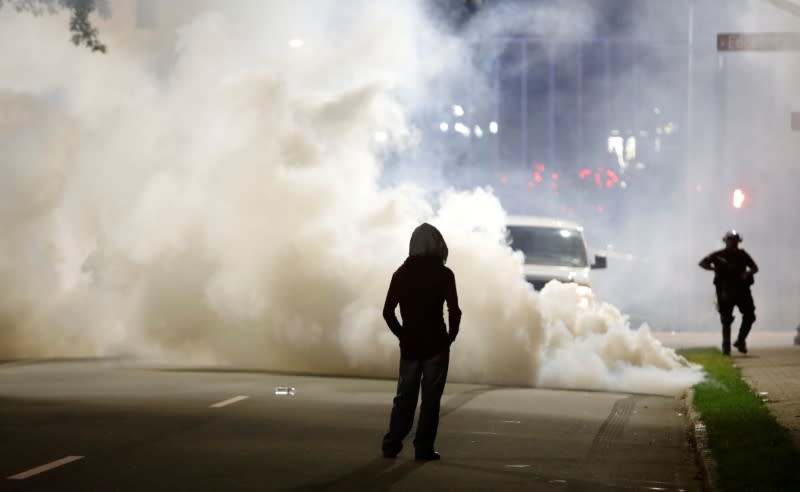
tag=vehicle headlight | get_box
[576,285,593,309]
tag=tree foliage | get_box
[0,0,110,53]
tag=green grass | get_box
[679,348,800,491]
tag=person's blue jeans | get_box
[382,349,449,456]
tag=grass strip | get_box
[679,348,800,491]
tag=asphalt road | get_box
[0,359,702,491]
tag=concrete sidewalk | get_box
[653,330,796,350]
[732,346,800,449]
[658,331,800,448]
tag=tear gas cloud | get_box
[0,0,704,396]
[410,0,800,336]
[583,0,800,337]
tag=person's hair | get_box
[409,223,448,263]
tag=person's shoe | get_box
[733,340,748,354]
[415,451,441,461]
[722,345,731,356]
[382,442,401,459]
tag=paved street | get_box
[0,359,702,491]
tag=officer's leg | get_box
[735,289,756,350]
[716,288,735,355]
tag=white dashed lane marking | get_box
[8,456,84,480]
[210,395,249,408]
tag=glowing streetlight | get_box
[454,122,470,136]
[732,188,746,209]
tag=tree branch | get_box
[0,0,109,53]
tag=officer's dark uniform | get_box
[699,233,758,354]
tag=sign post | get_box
[717,34,800,131]
[717,32,800,52]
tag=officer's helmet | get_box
[723,230,742,243]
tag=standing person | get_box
[699,230,759,355]
[381,223,461,461]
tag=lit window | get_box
[625,137,636,161]
[608,136,625,169]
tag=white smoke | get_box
[0,0,701,395]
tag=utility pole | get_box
[136,0,156,29]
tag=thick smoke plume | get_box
[409,1,800,338]
[0,1,701,395]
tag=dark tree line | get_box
[0,0,110,52]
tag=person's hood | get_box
[408,222,448,264]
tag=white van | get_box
[506,215,607,302]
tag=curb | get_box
[0,359,33,368]
[684,388,719,492]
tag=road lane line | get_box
[8,456,84,480]
[210,395,249,408]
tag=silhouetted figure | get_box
[699,230,759,355]
[381,223,461,461]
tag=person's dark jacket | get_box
[702,248,758,288]
[383,223,462,360]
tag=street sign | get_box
[717,32,800,51]
[792,112,800,131]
